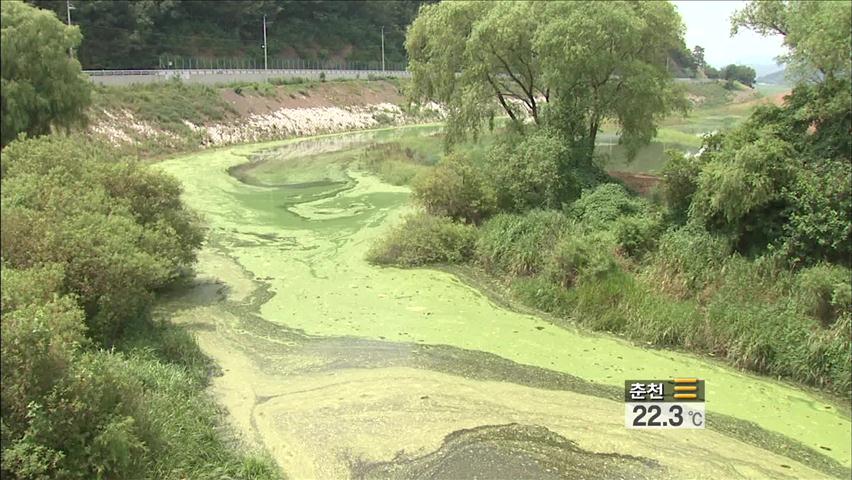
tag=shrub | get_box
[412,153,496,224]
[660,149,704,223]
[485,130,581,212]
[612,215,664,258]
[567,183,649,232]
[1,350,280,480]
[796,263,852,326]
[476,210,572,277]
[649,225,731,297]
[0,135,203,343]
[366,212,477,267]
[542,233,618,288]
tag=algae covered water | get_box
[156,126,851,479]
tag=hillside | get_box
[85,78,443,157]
[757,68,791,85]
[28,0,431,69]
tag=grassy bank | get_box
[87,77,414,159]
[364,82,851,398]
[0,135,281,479]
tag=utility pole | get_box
[66,0,74,58]
[262,14,268,71]
[381,26,385,72]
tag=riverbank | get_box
[84,78,443,158]
[155,127,850,478]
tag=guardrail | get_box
[83,68,411,86]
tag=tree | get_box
[667,1,852,265]
[722,64,757,87]
[732,1,852,82]
[704,65,722,79]
[1,1,91,146]
[692,45,706,69]
[405,1,688,155]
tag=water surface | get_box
[156,126,850,479]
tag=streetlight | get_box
[262,14,268,70]
[66,0,75,57]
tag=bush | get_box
[476,210,572,277]
[649,225,731,298]
[796,263,852,326]
[485,130,581,212]
[0,134,278,479]
[412,153,496,224]
[366,212,477,267]
[660,150,704,223]
[612,214,663,258]
[0,135,203,343]
[542,233,618,288]
[565,183,664,257]
[567,183,649,232]
[1,350,280,479]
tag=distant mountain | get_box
[746,63,785,77]
[757,69,791,85]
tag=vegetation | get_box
[28,0,428,69]
[405,1,688,150]
[721,64,757,88]
[370,0,852,397]
[1,6,280,477]
[0,135,280,479]
[93,80,234,133]
[1,1,91,146]
[367,212,477,267]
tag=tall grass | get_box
[92,80,235,130]
[474,208,851,395]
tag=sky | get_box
[672,1,787,74]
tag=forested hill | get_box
[28,0,431,69]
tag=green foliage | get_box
[611,215,664,259]
[406,1,687,154]
[412,153,496,224]
[360,142,432,186]
[0,272,87,432]
[1,1,91,146]
[732,1,852,82]
[92,81,234,132]
[366,212,478,267]
[568,183,650,232]
[28,0,426,69]
[485,130,583,212]
[660,150,705,223]
[542,234,619,289]
[685,85,851,264]
[722,64,757,87]
[0,133,279,478]
[1,349,280,479]
[649,225,731,298]
[1,135,203,343]
[795,264,852,327]
[476,211,572,277]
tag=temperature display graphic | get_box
[624,378,705,429]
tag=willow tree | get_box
[732,1,851,82]
[405,1,688,156]
[1,1,90,146]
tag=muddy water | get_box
[156,126,850,479]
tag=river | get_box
[155,125,850,479]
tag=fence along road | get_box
[84,68,411,86]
